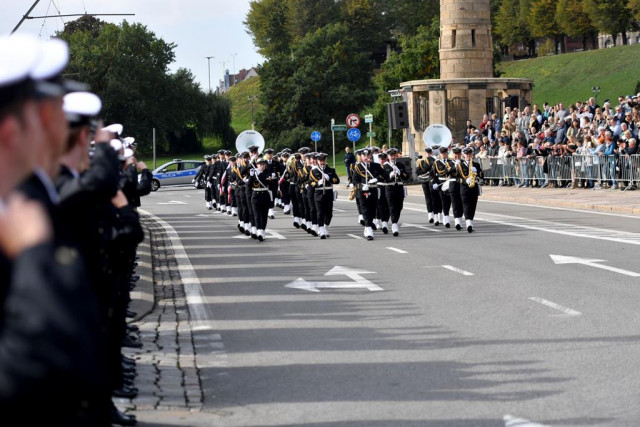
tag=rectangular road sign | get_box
[367,131,377,137]
[332,125,348,131]
[364,114,374,124]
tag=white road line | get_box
[139,209,214,330]
[528,297,582,317]
[387,247,408,254]
[481,199,640,219]
[402,222,442,232]
[347,234,363,240]
[504,414,549,427]
[442,265,474,276]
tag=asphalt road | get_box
[140,184,640,427]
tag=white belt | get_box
[252,188,269,192]
[379,182,404,186]
[316,186,333,190]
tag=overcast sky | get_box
[1,0,264,92]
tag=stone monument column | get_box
[440,0,493,79]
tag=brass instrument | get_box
[468,168,478,188]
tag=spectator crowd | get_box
[460,95,640,190]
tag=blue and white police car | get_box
[150,159,205,191]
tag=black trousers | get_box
[314,189,334,227]
[228,187,236,208]
[307,187,317,225]
[385,185,404,224]
[244,188,255,226]
[301,188,311,222]
[461,186,479,220]
[358,187,378,227]
[268,183,278,208]
[377,188,390,222]
[204,185,213,202]
[252,191,270,230]
[438,188,451,215]
[290,184,302,217]
[236,187,247,222]
[355,196,362,214]
[280,181,291,205]
[450,189,463,218]
[421,183,433,212]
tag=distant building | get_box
[217,67,259,94]
[599,32,640,49]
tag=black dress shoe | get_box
[359,219,365,226]
[293,222,300,229]
[467,225,473,233]
[122,365,136,375]
[126,310,137,318]
[366,236,374,241]
[456,224,462,231]
[123,371,137,380]
[122,337,142,349]
[130,275,140,282]
[126,324,139,333]
[445,223,450,228]
[434,221,440,226]
[111,407,137,426]
[122,355,136,364]
[112,385,138,399]
[429,218,434,223]
[301,223,307,230]
[244,229,251,236]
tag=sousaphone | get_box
[422,124,452,149]
[235,130,265,154]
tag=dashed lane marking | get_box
[442,265,474,276]
[528,297,582,317]
[387,247,408,254]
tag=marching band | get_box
[195,124,483,241]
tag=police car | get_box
[150,159,205,191]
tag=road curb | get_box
[128,221,155,322]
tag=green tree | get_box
[372,18,440,144]
[495,0,535,55]
[584,0,631,45]
[529,0,564,54]
[556,0,597,50]
[59,20,233,154]
[244,0,293,57]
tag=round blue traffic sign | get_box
[311,131,322,142]
[347,128,361,142]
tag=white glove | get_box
[191,178,196,183]
[471,167,477,173]
[250,169,255,176]
[271,173,276,178]
[367,179,377,185]
[323,173,330,180]
[466,178,472,184]
[348,183,354,189]
[390,171,396,178]
[206,182,211,188]
[433,184,439,190]
[318,179,325,186]
[242,177,249,183]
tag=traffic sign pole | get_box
[369,122,372,148]
[331,119,336,168]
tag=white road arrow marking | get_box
[550,254,640,277]
[504,414,549,427]
[285,266,383,292]
[157,201,188,205]
[528,297,582,317]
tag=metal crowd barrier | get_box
[478,155,640,189]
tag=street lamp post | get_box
[205,56,214,93]
[248,95,258,130]
[231,53,238,86]
[591,86,601,104]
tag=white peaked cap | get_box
[63,91,102,118]
[103,123,124,135]
[110,139,123,152]
[124,148,134,159]
[30,38,69,80]
[0,34,41,87]
[123,136,136,147]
